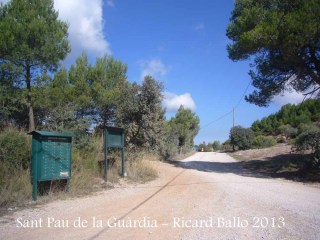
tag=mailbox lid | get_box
[29,130,74,138]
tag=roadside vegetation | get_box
[227,99,320,181]
[223,0,320,178]
[228,99,320,170]
[199,99,320,179]
[230,145,319,182]
[0,0,200,209]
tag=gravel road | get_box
[1,152,319,240]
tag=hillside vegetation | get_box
[251,99,320,137]
[200,99,320,172]
[229,99,320,171]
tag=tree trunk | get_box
[26,65,35,132]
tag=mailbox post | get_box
[103,127,125,180]
[29,131,74,201]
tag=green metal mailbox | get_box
[29,131,74,201]
[104,127,126,180]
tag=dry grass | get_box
[0,134,103,211]
[95,150,159,184]
[0,130,159,215]
[0,163,32,208]
[229,144,319,182]
[69,148,99,195]
[0,128,32,209]
[126,152,158,183]
[229,144,293,161]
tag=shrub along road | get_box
[1,152,319,239]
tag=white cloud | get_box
[106,0,114,7]
[54,0,111,62]
[1,0,111,61]
[140,59,169,80]
[163,92,196,112]
[273,90,305,106]
[194,23,205,31]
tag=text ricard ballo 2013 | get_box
[16,216,285,229]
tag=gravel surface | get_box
[1,152,319,240]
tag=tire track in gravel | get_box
[89,169,187,239]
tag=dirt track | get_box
[1,152,320,239]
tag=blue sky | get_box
[1,0,305,143]
[101,0,305,144]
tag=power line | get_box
[200,110,233,129]
[234,80,251,110]
[199,80,252,131]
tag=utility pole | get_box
[232,108,235,151]
[233,107,235,129]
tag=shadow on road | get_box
[169,153,319,183]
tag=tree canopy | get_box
[168,106,200,154]
[227,0,320,106]
[0,0,201,160]
[251,98,320,135]
[0,0,70,130]
[116,75,166,151]
[33,53,127,137]
[230,125,254,150]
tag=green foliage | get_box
[221,139,233,152]
[35,66,89,136]
[252,135,277,149]
[295,130,320,169]
[30,53,128,145]
[227,0,320,106]
[160,107,200,158]
[298,122,320,134]
[169,106,200,154]
[251,99,320,136]
[67,53,127,128]
[0,0,70,131]
[212,140,221,151]
[0,0,195,205]
[0,127,31,170]
[160,121,179,159]
[196,141,221,152]
[197,142,212,152]
[278,124,298,140]
[116,76,166,152]
[230,126,254,150]
[0,0,70,68]
[0,84,28,128]
[0,62,28,128]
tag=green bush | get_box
[298,122,320,134]
[197,142,212,152]
[252,135,277,149]
[212,141,221,151]
[295,130,320,169]
[221,139,233,152]
[0,128,32,207]
[230,126,254,150]
[160,142,179,160]
[0,127,31,170]
[278,124,298,140]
